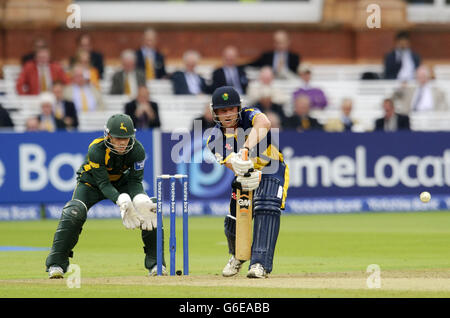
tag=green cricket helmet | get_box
[103,113,136,155]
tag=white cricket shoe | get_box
[247,263,268,279]
[48,265,64,279]
[149,265,168,276]
[222,255,244,277]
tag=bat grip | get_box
[241,148,248,161]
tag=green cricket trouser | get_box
[45,182,165,272]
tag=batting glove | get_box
[117,193,142,230]
[236,170,262,191]
[230,150,254,176]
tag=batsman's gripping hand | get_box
[117,193,143,230]
[236,170,262,191]
[132,194,157,231]
[230,150,254,176]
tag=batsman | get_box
[45,113,167,278]
[206,86,289,278]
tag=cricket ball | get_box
[420,191,431,203]
[176,270,182,276]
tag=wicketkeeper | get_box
[206,86,289,278]
[45,113,167,278]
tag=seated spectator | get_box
[246,30,300,79]
[21,37,48,65]
[72,33,104,79]
[324,98,359,132]
[254,88,287,122]
[392,65,448,114]
[384,31,421,81]
[0,103,14,129]
[71,49,100,89]
[284,95,322,131]
[64,65,104,113]
[211,46,248,95]
[246,66,288,105]
[136,28,167,80]
[124,85,160,129]
[171,50,209,95]
[374,98,410,131]
[192,103,216,131]
[16,47,69,95]
[110,49,146,98]
[265,111,282,130]
[52,81,79,130]
[292,64,328,109]
[25,117,40,132]
[36,92,67,132]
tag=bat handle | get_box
[241,148,248,161]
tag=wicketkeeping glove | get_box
[117,193,143,229]
[236,170,262,191]
[230,149,254,176]
[132,194,157,231]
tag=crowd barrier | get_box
[0,130,449,220]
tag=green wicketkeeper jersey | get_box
[76,137,147,203]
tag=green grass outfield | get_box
[0,211,449,298]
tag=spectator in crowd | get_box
[246,30,300,79]
[64,65,104,113]
[16,47,69,95]
[246,66,288,106]
[71,49,100,89]
[211,46,248,94]
[110,49,146,98]
[392,65,448,114]
[52,81,79,130]
[124,85,160,129]
[192,103,216,131]
[324,98,359,132]
[254,87,287,123]
[374,98,410,131]
[36,92,67,132]
[384,31,421,81]
[0,103,14,129]
[21,37,48,65]
[72,33,104,79]
[136,28,167,79]
[170,50,209,95]
[292,63,328,109]
[25,117,40,132]
[284,95,322,131]
[265,111,282,130]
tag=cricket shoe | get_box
[149,265,168,276]
[222,255,244,277]
[247,263,268,279]
[48,265,64,279]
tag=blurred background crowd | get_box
[0,0,449,134]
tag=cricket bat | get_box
[235,148,253,261]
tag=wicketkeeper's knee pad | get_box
[45,199,87,272]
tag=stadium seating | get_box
[2,63,450,133]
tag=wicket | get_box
[156,174,189,276]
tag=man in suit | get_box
[284,95,322,131]
[73,33,105,79]
[254,87,287,123]
[324,98,359,132]
[246,30,300,79]
[136,28,167,79]
[0,104,14,129]
[211,46,248,94]
[170,50,209,95]
[374,98,410,132]
[124,85,161,129]
[16,47,69,95]
[52,81,79,130]
[384,31,421,81]
[36,92,67,132]
[392,65,448,114]
[110,49,146,98]
[64,65,104,113]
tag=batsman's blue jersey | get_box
[206,106,289,208]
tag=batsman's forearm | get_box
[243,114,271,150]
